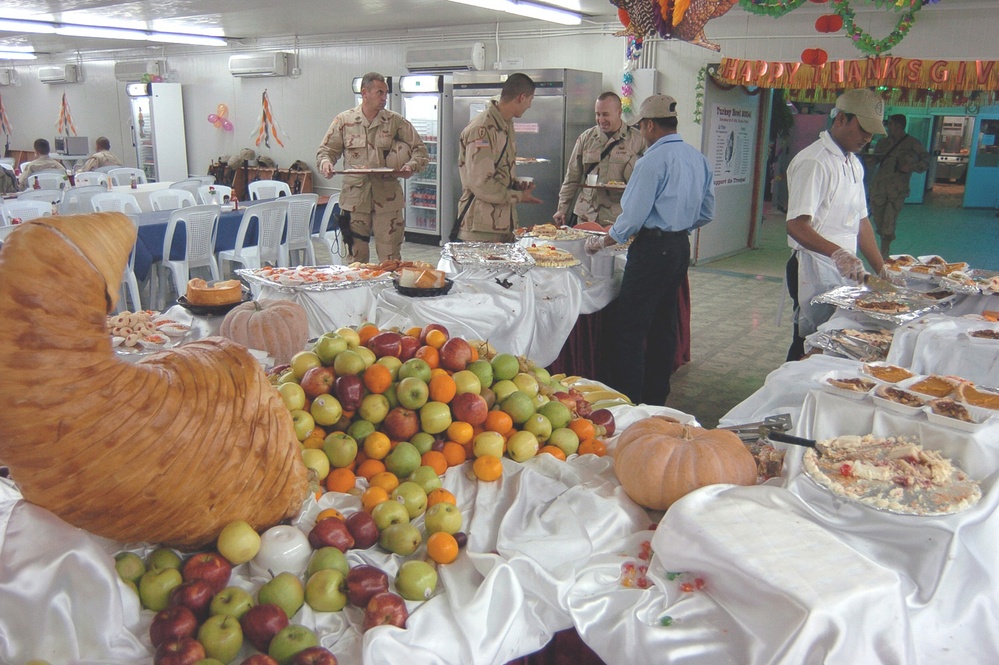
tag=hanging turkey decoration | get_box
[251,90,286,149]
[55,93,77,136]
[611,0,739,51]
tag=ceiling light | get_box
[446,0,583,26]
[0,19,57,35]
[0,17,228,46]
[0,49,37,60]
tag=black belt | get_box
[636,227,688,239]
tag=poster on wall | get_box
[709,102,755,188]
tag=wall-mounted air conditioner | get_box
[114,60,166,82]
[228,52,289,78]
[405,42,485,73]
[38,64,79,84]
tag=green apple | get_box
[306,546,350,578]
[424,502,463,535]
[378,522,422,556]
[409,465,442,495]
[466,359,494,390]
[291,351,322,379]
[114,551,145,586]
[548,427,580,457]
[500,391,535,425]
[512,372,539,398]
[336,326,361,349]
[376,355,403,381]
[289,409,316,441]
[355,345,377,368]
[371,497,411,530]
[419,401,452,435]
[333,349,366,376]
[278,370,298,385]
[395,560,438,601]
[451,370,481,396]
[383,383,399,408]
[522,413,553,443]
[359,393,390,424]
[490,353,520,381]
[258,572,305,622]
[310,394,343,427]
[506,430,540,462]
[396,376,429,410]
[138,567,182,611]
[398,358,432,383]
[305,568,348,612]
[268,624,319,665]
[302,448,330,482]
[197,614,243,663]
[147,547,183,571]
[384,441,421,478]
[533,392,550,409]
[472,431,505,459]
[209,585,254,619]
[530,366,551,385]
[217,520,261,565]
[410,431,436,455]
[391,481,428,519]
[538,401,573,431]
[347,418,377,442]
[323,432,358,468]
[491,379,518,402]
[313,333,348,365]
[277,382,307,411]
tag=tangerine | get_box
[441,441,468,467]
[429,373,457,403]
[406,326,423,338]
[361,485,390,512]
[355,458,386,480]
[369,470,400,493]
[484,410,513,435]
[577,438,607,457]
[421,450,449,476]
[539,445,567,461]
[568,418,596,442]
[468,345,479,362]
[308,426,328,440]
[316,508,346,522]
[425,329,448,350]
[357,324,380,346]
[446,421,474,445]
[427,531,459,564]
[472,454,503,481]
[363,363,393,394]
[430,367,450,380]
[427,488,457,508]
[325,467,357,494]
[302,435,325,450]
[415,345,440,369]
[363,432,392,460]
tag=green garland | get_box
[834,0,921,55]
[737,0,807,18]
[693,66,706,125]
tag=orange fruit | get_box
[355,458,386,481]
[427,488,457,508]
[361,486,390,512]
[425,329,448,350]
[473,454,503,481]
[406,326,423,338]
[415,345,439,369]
[363,363,393,394]
[430,367,449,380]
[427,531,459,564]
[302,435,325,450]
[308,426,328,440]
[484,410,513,435]
[316,508,346,522]
[369,470,400,493]
[363,432,392,460]
[325,467,356,493]
[539,445,567,461]
[357,324,380,346]
[429,373,457,403]
[568,418,596,443]
[421,450,449,476]
[577,438,607,457]
[442,441,468,467]
[446,421,474,445]
[468,345,479,363]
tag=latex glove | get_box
[552,210,566,225]
[879,265,906,286]
[585,235,606,256]
[831,248,865,282]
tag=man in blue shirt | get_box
[586,94,714,406]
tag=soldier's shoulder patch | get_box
[476,127,487,139]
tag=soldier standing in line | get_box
[555,92,645,227]
[869,114,929,258]
[454,72,542,243]
[316,72,429,263]
[80,137,123,173]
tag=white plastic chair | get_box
[284,193,319,266]
[148,188,197,211]
[169,178,204,198]
[2,200,54,222]
[198,184,233,205]
[0,225,16,244]
[218,199,288,275]
[17,189,63,204]
[248,179,291,201]
[108,167,148,186]
[26,171,68,190]
[74,172,110,187]
[195,175,216,186]
[59,185,108,215]
[313,194,345,266]
[154,204,221,307]
[92,192,141,214]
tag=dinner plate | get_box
[177,292,251,316]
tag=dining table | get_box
[113,180,176,211]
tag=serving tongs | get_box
[811,331,884,362]
[720,413,816,448]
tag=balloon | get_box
[151,75,163,82]
[217,103,228,116]
[222,119,234,132]
[207,114,219,123]
[213,119,222,128]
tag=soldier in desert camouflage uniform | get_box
[869,114,930,258]
[455,73,542,242]
[17,139,65,189]
[554,92,645,226]
[80,137,123,173]
[316,72,429,263]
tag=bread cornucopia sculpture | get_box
[0,213,309,549]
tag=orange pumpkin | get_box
[613,416,757,511]
[220,299,309,365]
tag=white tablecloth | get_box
[887,314,999,385]
[111,181,175,212]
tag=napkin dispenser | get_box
[54,136,89,155]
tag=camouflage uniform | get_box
[869,133,929,245]
[17,157,65,189]
[556,124,644,224]
[456,101,522,243]
[316,106,429,262]
[80,150,122,173]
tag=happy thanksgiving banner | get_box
[714,57,999,92]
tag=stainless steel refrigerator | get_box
[124,82,189,182]
[400,74,454,243]
[451,69,602,229]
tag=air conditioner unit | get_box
[38,64,78,84]
[114,60,166,82]
[228,52,289,78]
[405,42,485,73]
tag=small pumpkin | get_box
[613,416,757,511]
[220,299,309,365]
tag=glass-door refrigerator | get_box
[400,74,454,243]
[124,82,188,182]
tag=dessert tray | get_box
[940,269,999,295]
[237,265,395,292]
[524,244,581,268]
[514,224,589,241]
[812,285,954,323]
[442,242,535,275]
[809,328,894,361]
[108,310,192,354]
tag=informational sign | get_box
[709,103,754,188]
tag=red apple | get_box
[398,335,421,361]
[450,392,489,426]
[368,331,402,358]
[382,407,420,442]
[168,579,215,622]
[290,646,339,665]
[181,551,232,594]
[439,338,472,372]
[363,591,409,631]
[419,323,449,344]
[553,391,578,413]
[589,409,615,436]
[150,605,199,648]
[345,511,380,549]
[240,656,280,665]
[300,366,337,400]
[240,603,290,654]
[334,374,364,412]
[346,565,390,607]
[268,363,291,378]
[153,636,205,665]
[308,516,355,552]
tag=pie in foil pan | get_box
[237,265,395,292]
[442,242,535,275]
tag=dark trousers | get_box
[611,229,690,406]
[785,253,806,361]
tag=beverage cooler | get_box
[124,82,189,182]
[351,76,400,113]
[451,69,601,229]
[400,74,454,243]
